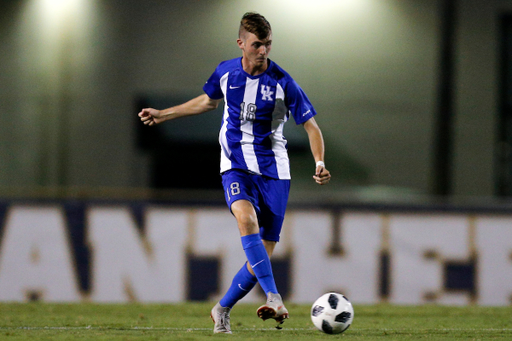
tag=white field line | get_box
[1,326,305,331]
[1,327,512,332]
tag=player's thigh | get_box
[258,178,290,242]
[222,170,260,235]
[221,170,259,211]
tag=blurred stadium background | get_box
[0,0,512,306]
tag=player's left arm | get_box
[303,117,331,185]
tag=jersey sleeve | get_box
[203,66,224,100]
[285,79,317,125]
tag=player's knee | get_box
[236,212,258,235]
[232,201,258,234]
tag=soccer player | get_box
[138,12,331,334]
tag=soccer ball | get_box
[311,292,354,334]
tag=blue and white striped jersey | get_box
[203,57,317,180]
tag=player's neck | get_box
[241,57,268,76]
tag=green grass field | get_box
[0,302,511,340]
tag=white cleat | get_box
[257,293,289,329]
[210,302,232,334]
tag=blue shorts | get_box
[221,169,290,242]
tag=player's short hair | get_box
[239,12,272,40]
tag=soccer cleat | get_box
[257,292,289,328]
[210,302,232,334]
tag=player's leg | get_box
[221,170,278,297]
[220,170,280,296]
[248,239,288,324]
[211,170,273,333]
[254,176,291,324]
[218,261,258,309]
[231,199,278,295]
[245,239,276,276]
[216,237,277,315]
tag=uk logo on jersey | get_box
[261,85,274,101]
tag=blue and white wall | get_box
[1,201,511,306]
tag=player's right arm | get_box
[138,94,221,126]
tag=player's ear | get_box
[237,38,244,50]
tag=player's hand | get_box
[313,165,331,185]
[138,108,164,126]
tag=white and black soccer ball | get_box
[311,292,354,334]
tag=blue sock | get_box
[219,263,258,308]
[241,233,278,295]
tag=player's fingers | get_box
[313,173,331,185]
[314,166,330,178]
[322,173,331,181]
[313,175,324,182]
[139,108,155,118]
[314,178,327,185]
[320,170,331,180]
[140,114,153,122]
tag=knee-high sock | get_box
[241,233,278,295]
[219,263,257,308]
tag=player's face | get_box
[238,31,272,71]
